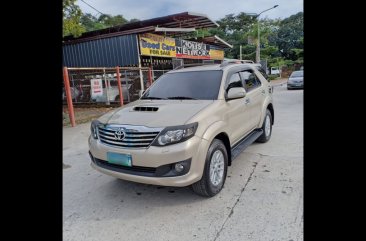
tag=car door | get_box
[240,70,263,130]
[224,72,252,143]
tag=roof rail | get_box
[220,59,254,67]
[173,62,216,70]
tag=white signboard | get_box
[91,79,103,98]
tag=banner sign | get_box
[91,79,103,98]
[209,48,224,60]
[139,33,224,60]
[176,39,210,59]
[139,33,176,57]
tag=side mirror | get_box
[227,87,246,100]
[139,90,145,98]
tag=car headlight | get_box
[151,123,198,146]
[90,120,100,139]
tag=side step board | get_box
[231,129,263,160]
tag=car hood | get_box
[98,99,214,127]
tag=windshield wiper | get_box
[141,96,166,100]
[167,96,197,100]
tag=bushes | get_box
[268,74,279,80]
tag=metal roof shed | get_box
[62,12,222,67]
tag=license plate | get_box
[107,152,132,167]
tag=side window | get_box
[240,70,261,92]
[256,67,268,80]
[226,73,243,92]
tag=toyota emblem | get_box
[114,128,125,140]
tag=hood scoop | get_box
[133,106,159,112]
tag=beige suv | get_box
[88,62,274,197]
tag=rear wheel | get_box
[256,109,272,143]
[192,139,228,197]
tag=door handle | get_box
[245,98,250,104]
[261,89,266,95]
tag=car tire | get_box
[191,139,228,197]
[256,109,272,143]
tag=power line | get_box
[80,0,104,15]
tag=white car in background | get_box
[62,87,81,101]
[270,67,280,75]
[91,79,135,103]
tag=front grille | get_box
[98,125,160,148]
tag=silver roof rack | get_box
[220,59,255,67]
[173,62,216,70]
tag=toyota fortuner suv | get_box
[88,62,274,197]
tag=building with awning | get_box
[62,12,232,69]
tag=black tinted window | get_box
[226,73,243,91]
[240,70,261,92]
[256,67,268,80]
[142,70,223,100]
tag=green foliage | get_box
[206,11,303,69]
[80,13,104,32]
[63,0,85,37]
[79,13,138,32]
[129,18,140,23]
[276,12,303,60]
[98,14,128,26]
[64,0,141,36]
[268,74,278,80]
[207,12,257,59]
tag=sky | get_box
[77,0,303,21]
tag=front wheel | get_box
[256,109,272,143]
[192,139,228,197]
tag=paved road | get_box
[63,83,303,241]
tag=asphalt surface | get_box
[63,82,303,241]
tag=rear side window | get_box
[256,67,268,80]
[240,70,261,92]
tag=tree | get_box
[79,13,135,32]
[98,14,128,27]
[208,12,257,59]
[275,12,303,60]
[80,13,106,32]
[129,18,140,23]
[204,11,303,67]
[63,0,85,37]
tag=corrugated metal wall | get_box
[63,34,139,67]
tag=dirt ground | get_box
[270,78,287,85]
[63,107,116,126]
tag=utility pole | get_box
[240,45,242,60]
[255,5,279,63]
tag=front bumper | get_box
[88,135,209,187]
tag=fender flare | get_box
[258,98,274,127]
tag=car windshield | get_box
[290,71,303,77]
[141,70,223,100]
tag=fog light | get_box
[175,163,184,172]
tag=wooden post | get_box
[116,66,124,106]
[63,67,76,127]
